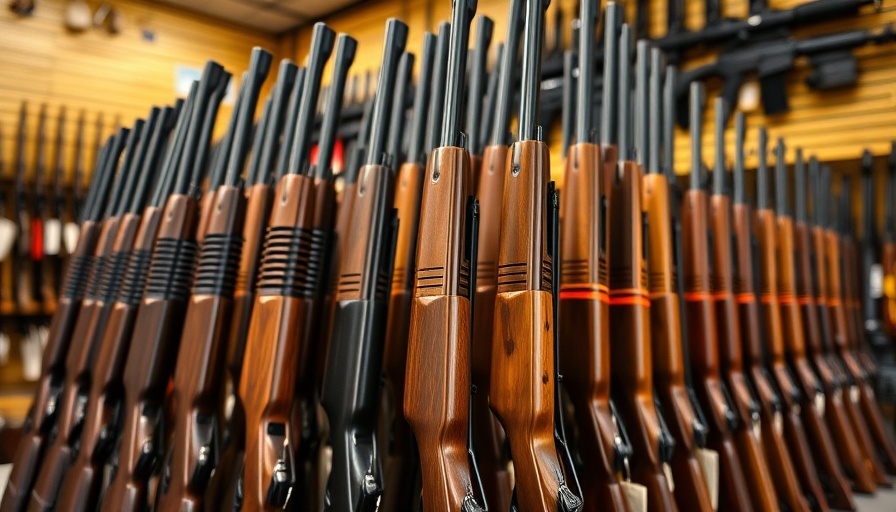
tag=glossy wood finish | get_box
[404,142,478,511]
[733,204,810,512]
[0,221,99,512]
[681,189,753,512]
[155,186,245,512]
[239,174,315,511]
[57,207,165,512]
[756,208,830,510]
[382,160,424,512]
[797,221,873,497]
[27,214,125,511]
[708,193,779,512]
[607,160,677,512]
[100,194,200,512]
[824,228,888,487]
[489,139,570,511]
[776,214,856,508]
[560,142,628,512]
[643,173,713,512]
[470,143,512,511]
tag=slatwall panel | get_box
[0,0,278,186]
[285,0,896,187]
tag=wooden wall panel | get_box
[285,0,896,186]
[0,0,279,185]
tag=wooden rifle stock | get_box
[643,169,716,512]
[773,144,855,508]
[404,145,483,510]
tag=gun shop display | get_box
[2,0,896,511]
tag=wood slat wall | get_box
[285,0,896,186]
[0,0,279,185]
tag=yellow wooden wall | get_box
[284,0,896,184]
[0,0,279,185]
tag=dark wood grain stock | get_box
[607,161,677,512]
[470,143,512,511]
[732,204,809,512]
[644,173,714,512]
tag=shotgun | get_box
[643,60,716,511]
[707,98,779,511]
[43,105,67,312]
[754,128,830,510]
[404,2,488,509]
[881,144,896,338]
[773,140,856,508]
[0,133,120,512]
[488,1,582,508]
[858,150,892,356]
[99,62,228,512]
[822,168,891,487]
[559,2,629,511]
[319,18,405,510]
[236,25,337,512]
[380,31,433,512]
[466,14,494,178]
[26,119,147,512]
[32,103,49,314]
[54,104,179,512]
[155,48,271,512]
[205,57,299,511]
[795,151,867,505]
[836,173,896,481]
[681,86,753,512]
[14,103,40,315]
[731,117,809,511]
[470,1,525,507]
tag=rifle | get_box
[426,22,451,158]
[13,102,39,315]
[99,62,229,512]
[466,14,494,177]
[837,173,896,478]
[641,54,716,512]
[754,127,831,510]
[319,19,405,510]
[154,48,271,512]
[773,140,856,508]
[882,144,896,338]
[729,116,809,512]
[680,86,753,512]
[380,31,433,512]
[0,133,120,512]
[54,104,179,512]
[488,0,582,509]
[706,98,779,512]
[204,57,300,511]
[797,152,871,502]
[675,24,896,127]
[27,119,147,511]
[858,150,891,354]
[43,106,67,312]
[404,2,488,509]
[32,103,49,314]
[469,0,525,507]
[559,2,628,511]
[657,0,876,64]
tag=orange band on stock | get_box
[560,286,610,302]
[683,291,713,302]
[778,294,797,305]
[609,289,651,308]
[736,293,756,304]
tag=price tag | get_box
[870,264,884,298]
[64,222,80,254]
[697,448,720,510]
[620,481,648,512]
[0,218,17,261]
[43,219,62,255]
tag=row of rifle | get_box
[2,1,896,512]
[0,105,106,318]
